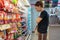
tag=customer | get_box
[35,1,49,40]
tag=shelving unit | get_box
[0,0,31,40]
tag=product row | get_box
[0,11,26,25]
[0,22,27,40]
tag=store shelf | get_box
[25,34,32,40]
[0,0,30,40]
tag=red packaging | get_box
[3,12,8,24]
[0,11,4,20]
[0,11,5,24]
[4,0,14,12]
[7,14,12,23]
[12,14,16,22]
[6,33,14,40]
[0,0,4,9]
[16,13,21,22]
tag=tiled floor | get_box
[49,26,60,40]
[31,33,38,40]
[31,32,49,40]
[31,26,60,40]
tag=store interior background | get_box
[0,0,60,40]
[29,0,60,31]
[28,0,60,40]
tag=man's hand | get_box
[34,27,37,32]
[34,25,38,33]
[34,26,38,35]
[36,17,42,23]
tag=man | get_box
[35,1,49,40]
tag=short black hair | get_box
[35,1,43,7]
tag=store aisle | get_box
[31,26,60,40]
[31,32,49,40]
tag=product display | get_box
[0,0,30,40]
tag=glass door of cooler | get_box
[31,6,39,31]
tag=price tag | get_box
[1,24,11,30]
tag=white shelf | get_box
[25,34,29,40]
[25,34,31,40]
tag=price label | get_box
[1,24,11,30]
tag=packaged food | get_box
[0,31,5,39]
[12,14,16,22]
[3,12,8,24]
[0,13,3,20]
[11,0,18,5]
[6,33,14,40]
[0,11,4,24]
[0,0,4,9]
[17,22,21,27]
[13,7,19,13]
[7,14,12,23]
[16,14,20,21]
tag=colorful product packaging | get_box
[12,14,16,22]
[0,31,6,40]
[0,0,4,9]
[7,14,12,23]
[4,0,14,12]
[3,12,8,24]
[16,13,21,22]
[6,33,14,40]
[0,11,4,25]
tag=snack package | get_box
[3,12,8,24]
[13,7,19,13]
[12,14,16,22]
[0,13,3,20]
[17,22,21,27]
[7,28,12,34]
[17,37,23,40]
[0,31,5,39]
[0,11,4,24]
[11,0,18,5]
[4,0,14,12]
[6,33,14,40]
[11,23,18,33]
[0,11,8,24]
[0,0,4,9]
[7,14,12,23]
[7,23,17,33]
[16,14,20,21]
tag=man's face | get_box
[35,6,41,12]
